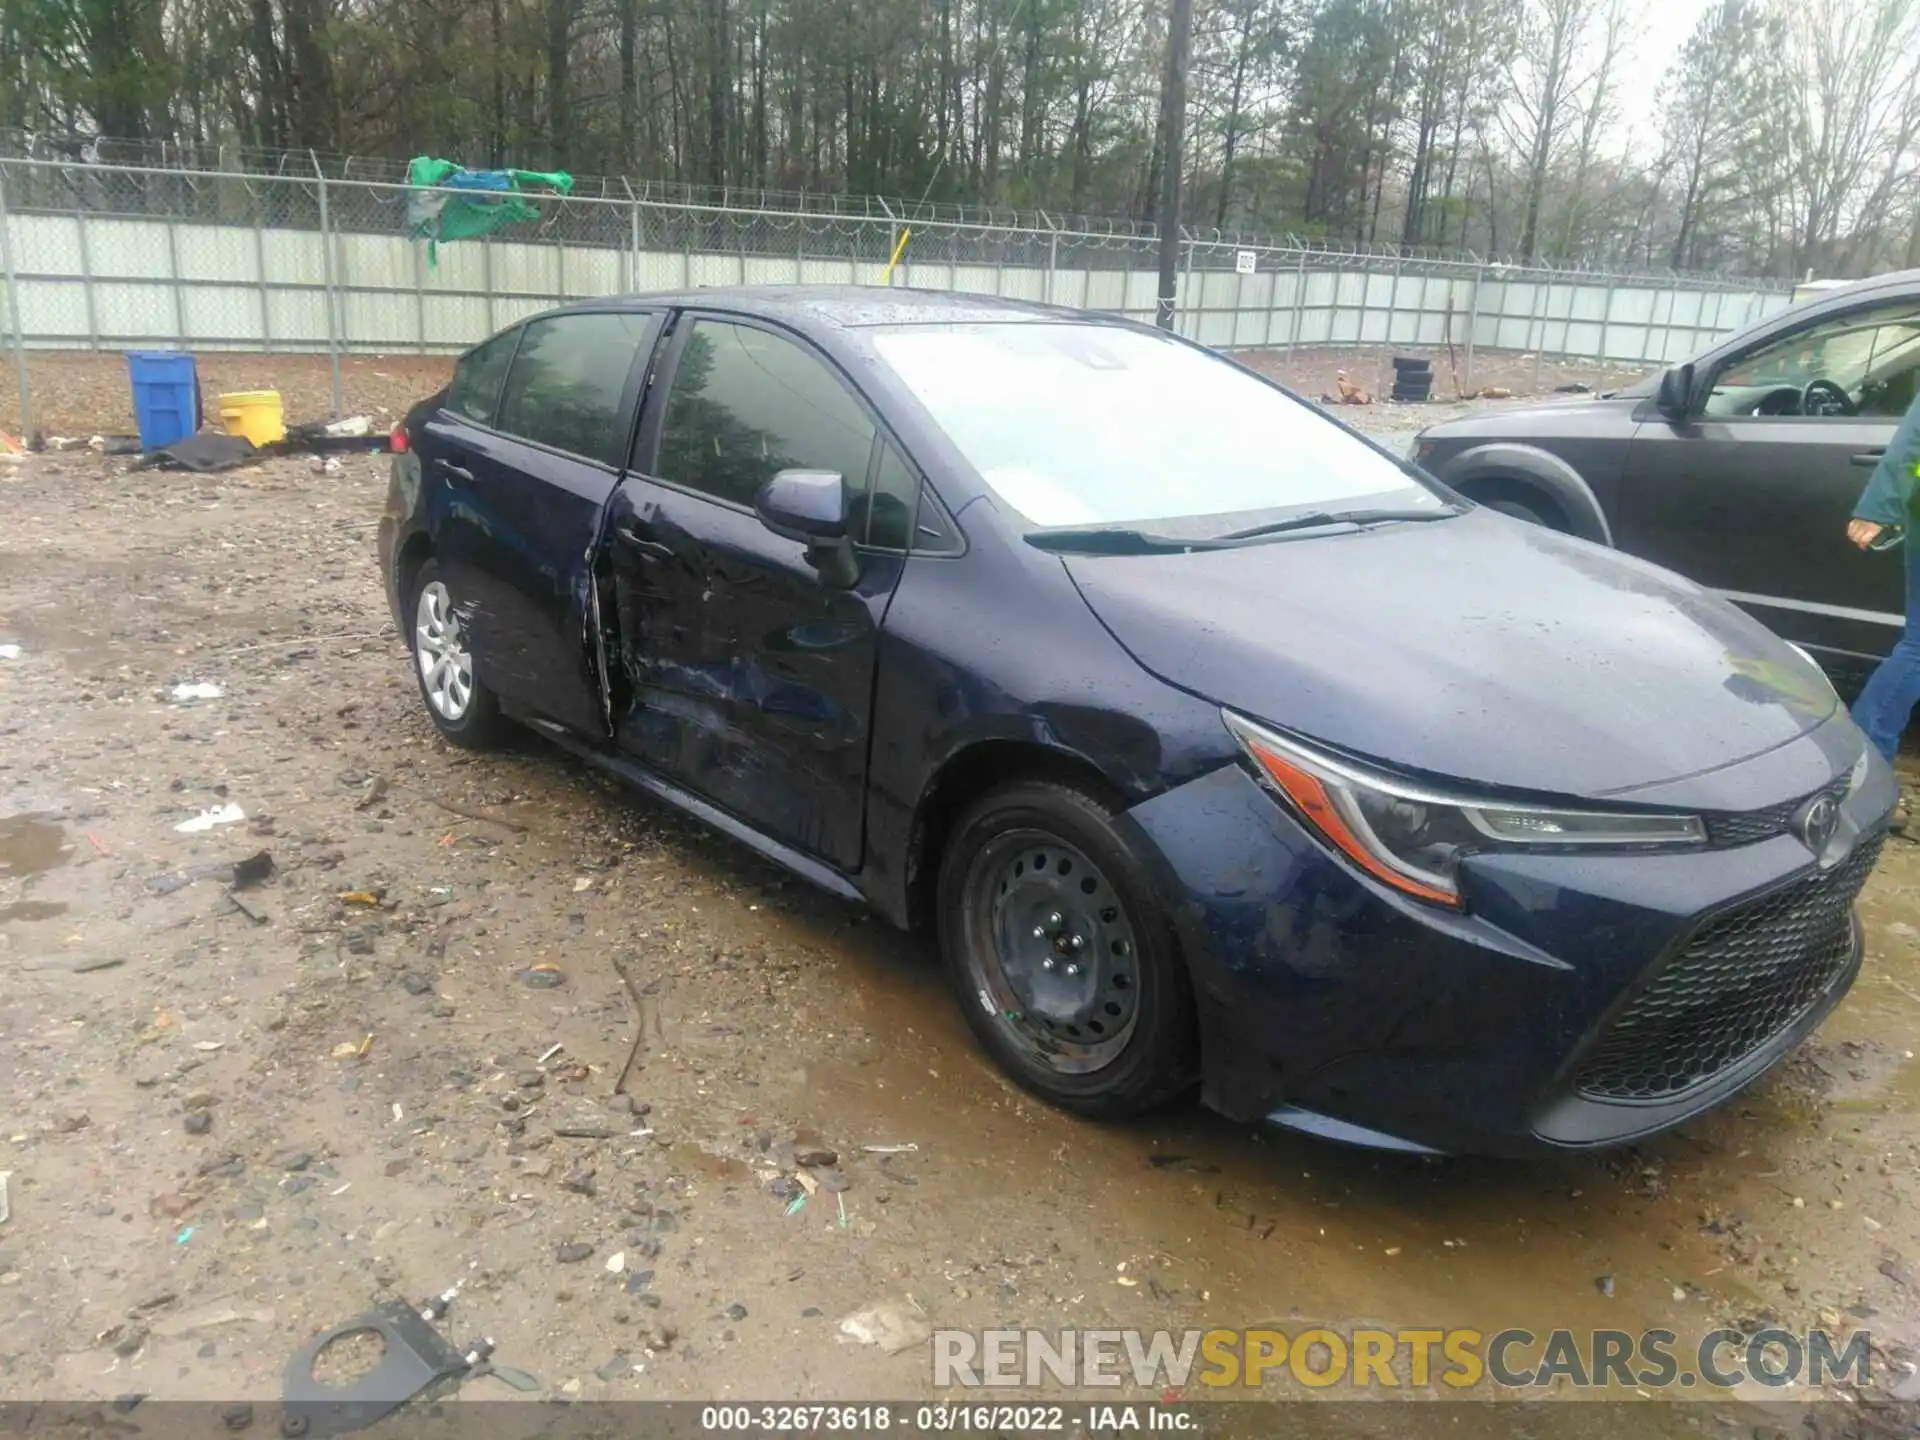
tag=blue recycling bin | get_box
[126,351,200,450]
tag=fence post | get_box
[1596,283,1612,366]
[312,155,343,417]
[163,209,186,349]
[1463,263,1483,393]
[73,202,100,350]
[254,203,273,354]
[0,165,30,436]
[623,181,640,293]
[1047,229,1058,306]
[482,235,496,336]
[1287,247,1307,359]
[1180,232,1195,339]
[1530,280,1549,389]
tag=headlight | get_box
[1222,712,1707,907]
[1847,745,1871,795]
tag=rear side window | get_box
[655,319,877,510]
[447,328,518,424]
[496,312,654,464]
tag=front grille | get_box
[1573,833,1883,1102]
[1704,777,1850,848]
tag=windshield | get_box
[869,322,1442,536]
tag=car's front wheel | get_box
[936,780,1196,1117]
[408,558,504,747]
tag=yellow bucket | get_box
[218,390,286,447]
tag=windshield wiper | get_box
[1213,505,1461,543]
[1024,527,1226,555]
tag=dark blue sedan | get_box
[377,287,1898,1156]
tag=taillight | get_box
[389,424,409,454]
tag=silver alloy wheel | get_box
[414,580,473,722]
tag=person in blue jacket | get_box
[1846,389,1920,786]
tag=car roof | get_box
[540,285,1097,331]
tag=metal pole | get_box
[1286,247,1307,359]
[0,166,30,437]
[1595,282,1611,366]
[1180,234,1195,338]
[312,155,342,417]
[1047,230,1058,306]
[483,236,496,335]
[1463,264,1483,393]
[624,181,640,294]
[254,206,273,354]
[1153,0,1192,329]
[1529,279,1547,390]
[75,204,99,349]
[414,237,428,354]
[163,215,186,348]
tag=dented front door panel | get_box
[602,479,902,871]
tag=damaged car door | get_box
[423,309,661,736]
[602,314,912,870]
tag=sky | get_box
[1611,0,1716,152]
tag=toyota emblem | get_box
[1793,793,1840,855]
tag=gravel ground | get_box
[1,368,1918,1430]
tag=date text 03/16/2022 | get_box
[697,1403,1191,1432]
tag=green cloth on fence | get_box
[405,156,575,267]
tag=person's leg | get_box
[1852,541,1920,762]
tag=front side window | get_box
[869,322,1439,537]
[1710,300,1920,419]
[495,312,654,464]
[655,320,877,512]
[447,327,519,425]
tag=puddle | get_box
[0,900,68,924]
[0,814,70,877]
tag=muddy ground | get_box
[0,367,1918,1434]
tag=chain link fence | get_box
[0,153,1793,425]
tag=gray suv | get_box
[1412,267,1920,689]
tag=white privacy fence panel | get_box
[0,155,1792,422]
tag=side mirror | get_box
[1655,363,1696,422]
[754,469,861,587]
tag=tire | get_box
[1390,386,1433,402]
[1391,356,1432,374]
[936,780,1197,1117]
[406,558,505,748]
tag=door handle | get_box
[436,459,474,482]
[616,525,675,561]
[1851,450,1886,468]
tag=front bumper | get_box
[1125,749,1895,1157]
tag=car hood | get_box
[1419,390,1642,439]
[1064,509,1841,800]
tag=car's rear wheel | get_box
[936,780,1196,1116]
[408,558,504,747]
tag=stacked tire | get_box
[1390,356,1433,403]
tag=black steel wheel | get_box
[936,780,1196,1116]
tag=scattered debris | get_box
[230,850,275,889]
[1479,385,1513,399]
[837,1298,931,1355]
[283,1298,468,1439]
[520,965,565,989]
[0,1171,10,1225]
[175,803,246,834]
[137,432,258,473]
[555,1243,594,1263]
[861,1143,918,1155]
[169,682,225,702]
[537,1042,565,1064]
[0,644,19,661]
[1595,1274,1614,1298]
